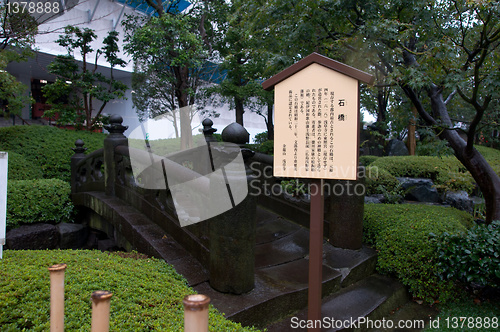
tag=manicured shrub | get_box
[436,220,500,289]
[7,179,74,229]
[364,166,400,196]
[364,204,474,303]
[0,250,260,331]
[0,125,106,182]
[359,155,380,166]
[4,151,43,180]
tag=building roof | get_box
[262,52,375,91]
[115,0,191,16]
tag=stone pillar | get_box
[71,139,87,193]
[103,115,128,196]
[327,166,365,250]
[208,122,256,294]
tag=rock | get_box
[443,190,474,213]
[6,223,59,250]
[365,195,383,204]
[387,139,409,156]
[57,222,89,249]
[397,177,440,203]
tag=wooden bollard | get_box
[48,263,67,332]
[91,290,113,332]
[183,294,210,332]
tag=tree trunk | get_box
[235,96,244,126]
[266,102,274,140]
[174,65,193,150]
[404,84,500,223]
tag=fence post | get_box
[70,140,87,193]
[48,263,67,332]
[208,122,257,294]
[91,290,113,332]
[103,115,128,196]
[183,294,210,332]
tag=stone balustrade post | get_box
[208,122,256,294]
[103,115,128,196]
[326,166,365,250]
[71,139,87,193]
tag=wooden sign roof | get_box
[262,52,375,91]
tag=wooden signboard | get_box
[263,53,374,180]
[263,53,374,331]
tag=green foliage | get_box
[42,26,127,130]
[371,155,479,194]
[0,250,260,331]
[5,152,43,180]
[0,125,105,182]
[364,204,474,303]
[423,295,499,332]
[253,131,269,145]
[359,155,380,166]
[7,179,73,229]
[246,140,274,155]
[364,165,400,196]
[0,6,37,114]
[280,179,307,196]
[436,220,500,289]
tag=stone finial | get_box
[71,139,87,154]
[104,114,128,135]
[202,118,217,142]
[221,122,250,145]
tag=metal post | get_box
[91,290,113,332]
[183,294,210,332]
[308,178,324,331]
[48,263,67,332]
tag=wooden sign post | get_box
[263,53,373,330]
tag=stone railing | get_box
[71,115,256,294]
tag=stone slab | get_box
[6,223,59,250]
[255,228,309,268]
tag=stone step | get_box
[192,208,378,328]
[266,274,410,331]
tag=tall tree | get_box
[123,1,212,149]
[42,26,127,130]
[239,0,500,222]
[0,4,37,114]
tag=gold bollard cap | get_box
[183,294,210,311]
[48,263,67,272]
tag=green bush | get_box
[5,152,43,180]
[246,140,274,155]
[0,250,260,331]
[364,204,474,303]
[0,125,106,182]
[359,155,380,166]
[436,220,500,289]
[253,131,269,144]
[364,166,400,196]
[7,179,74,229]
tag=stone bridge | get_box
[70,115,407,329]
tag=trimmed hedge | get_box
[5,152,43,180]
[364,204,474,303]
[0,250,260,331]
[364,166,400,196]
[0,125,106,182]
[7,179,74,229]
